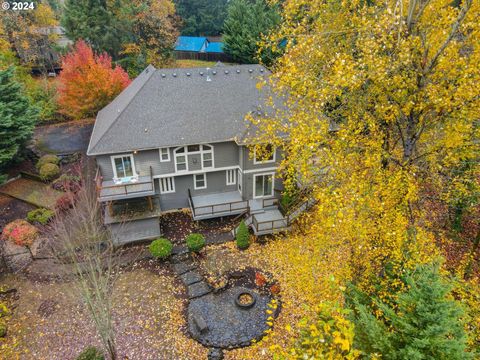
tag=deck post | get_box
[147,196,153,211]
[108,201,113,216]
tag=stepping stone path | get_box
[170,249,212,300]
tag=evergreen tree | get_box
[62,0,124,59]
[348,263,472,359]
[174,0,228,36]
[223,0,281,64]
[0,67,38,169]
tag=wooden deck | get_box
[251,209,289,235]
[189,191,248,220]
[97,175,155,202]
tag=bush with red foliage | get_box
[57,40,131,119]
[2,219,38,247]
[55,193,76,212]
[255,272,267,287]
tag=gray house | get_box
[87,64,311,244]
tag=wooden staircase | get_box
[232,189,317,236]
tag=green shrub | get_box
[0,174,7,185]
[149,238,173,259]
[39,163,60,181]
[36,154,60,170]
[26,208,55,225]
[76,347,104,360]
[186,233,206,252]
[236,221,250,249]
[0,323,6,338]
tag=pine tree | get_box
[174,0,229,36]
[62,0,124,59]
[349,263,472,359]
[0,67,38,169]
[223,0,280,64]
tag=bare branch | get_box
[424,0,472,73]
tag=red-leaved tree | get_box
[58,40,131,119]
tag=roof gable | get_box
[175,36,209,52]
[206,42,224,53]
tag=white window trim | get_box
[226,169,236,185]
[237,169,242,193]
[174,144,214,173]
[110,154,137,181]
[194,173,207,190]
[159,148,170,162]
[154,165,241,179]
[160,177,175,194]
[253,172,275,199]
[174,148,187,173]
[253,146,276,165]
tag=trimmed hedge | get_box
[36,154,60,170]
[26,208,55,225]
[39,163,60,181]
[186,233,206,252]
[76,347,104,360]
[149,238,173,259]
[236,220,250,249]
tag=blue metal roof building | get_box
[205,42,224,53]
[175,36,209,52]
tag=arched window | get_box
[174,144,214,172]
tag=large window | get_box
[254,173,274,198]
[174,144,214,172]
[112,154,135,179]
[159,148,170,162]
[253,144,275,164]
[226,169,236,185]
[194,173,207,190]
[160,177,175,193]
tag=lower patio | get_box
[189,191,248,221]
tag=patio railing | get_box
[188,189,249,218]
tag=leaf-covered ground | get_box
[0,262,206,359]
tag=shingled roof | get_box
[87,64,272,156]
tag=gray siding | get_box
[243,170,284,200]
[158,170,238,211]
[97,141,241,181]
[97,150,162,180]
[213,142,239,168]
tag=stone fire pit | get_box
[188,286,274,349]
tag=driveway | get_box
[33,119,94,155]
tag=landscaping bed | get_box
[0,194,36,231]
[160,211,236,246]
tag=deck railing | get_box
[251,214,289,233]
[97,166,155,200]
[188,189,249,218]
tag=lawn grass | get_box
[174,59,217,68]
[0,178,64,209]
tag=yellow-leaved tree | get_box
[249,0,479,356]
